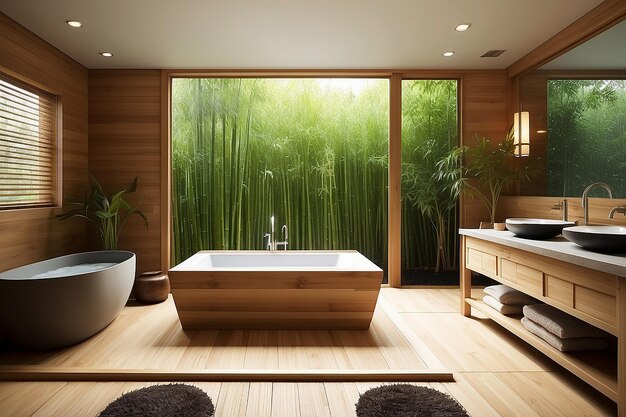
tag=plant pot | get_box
[134,271,170,304]
[479,222,494,229]
[494,222,507,231]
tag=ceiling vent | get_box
[481,50,506,58]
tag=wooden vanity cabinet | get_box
[460,230,625,416]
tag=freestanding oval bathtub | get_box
[0,251,135,350]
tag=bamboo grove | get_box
[171,78,459,279]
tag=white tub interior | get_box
[171,251,381,271]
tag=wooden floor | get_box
[0,288,617,416]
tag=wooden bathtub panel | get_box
[169,269,383,330]
[171,289,380,312]
[177,311,375,330]
[169,271,382,290]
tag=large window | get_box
[170,76,461,284]
[0,73,58,208]
[171,78,389,271]
[401,80,459,284]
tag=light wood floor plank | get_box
[496,372,616,417]
[32,381,122,417]
[461,372,543,417]
[271,382,300,417]
[298,383,332,417]
[216,382,249,417]
[0,382,66,417]
[402,312,556,372]
[205,330,247,369]
[435,374,501,417]
[244,330,279,369]
[245,382,272,417]
[324,382,359,417]
[277,331,309,369]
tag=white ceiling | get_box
[541,20,626,70]
[0,0,605,70]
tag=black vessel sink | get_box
[505,218,576,240]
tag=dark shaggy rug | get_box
[99,383,214,417]
[356,384,469,417]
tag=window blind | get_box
[0,73,58,209]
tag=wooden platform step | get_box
[0,366,454,382]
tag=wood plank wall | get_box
[88,70,162,274]
[498,196,626,227]
[460,70,512,228]
[0,13,88,272]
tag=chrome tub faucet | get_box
[264,216,288,250]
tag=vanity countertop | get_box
[460,228,626,277]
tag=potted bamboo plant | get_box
[463,131,534,228]
[58,175,148,250]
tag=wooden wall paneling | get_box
[88,70,162,274]
[388,74,402,287]
[459,70,512,228]
[0,13,88,272]
[507,0,626,78]
[160,71,171,273]
[497,196,626,227]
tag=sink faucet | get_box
[609,205,626,219]
[550,199,568,221]
[275,224,288,250]
[581,182,613,225]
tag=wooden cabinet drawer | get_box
[516,264,543,296]
[466,248,497,277]
[545,275,573,308]
[500,259,517,283]
[498,258,543,297]
[575,286,617,327]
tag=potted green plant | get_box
[463,131,534,228]
[58,175,148,250]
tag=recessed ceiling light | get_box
[99,52,113,57]
[455,23,471,32]
[443,51,454,57]
[66,20,83,28]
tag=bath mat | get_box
[99,383,214,417]
[356,384,469,417]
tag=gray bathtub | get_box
[0,251,135,350]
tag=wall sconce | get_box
[513,111,530,157]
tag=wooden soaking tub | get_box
[168,250,383,330]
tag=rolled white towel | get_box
[483,295,523,315]
[523,304,609,339]
[484,284,538,306]
[521,316,608,352]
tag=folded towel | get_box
[523,304,609,339]
[483,295,523,315]
[521,317,608,352]
[484,284,538,305]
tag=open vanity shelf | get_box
[459,229,625,408]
